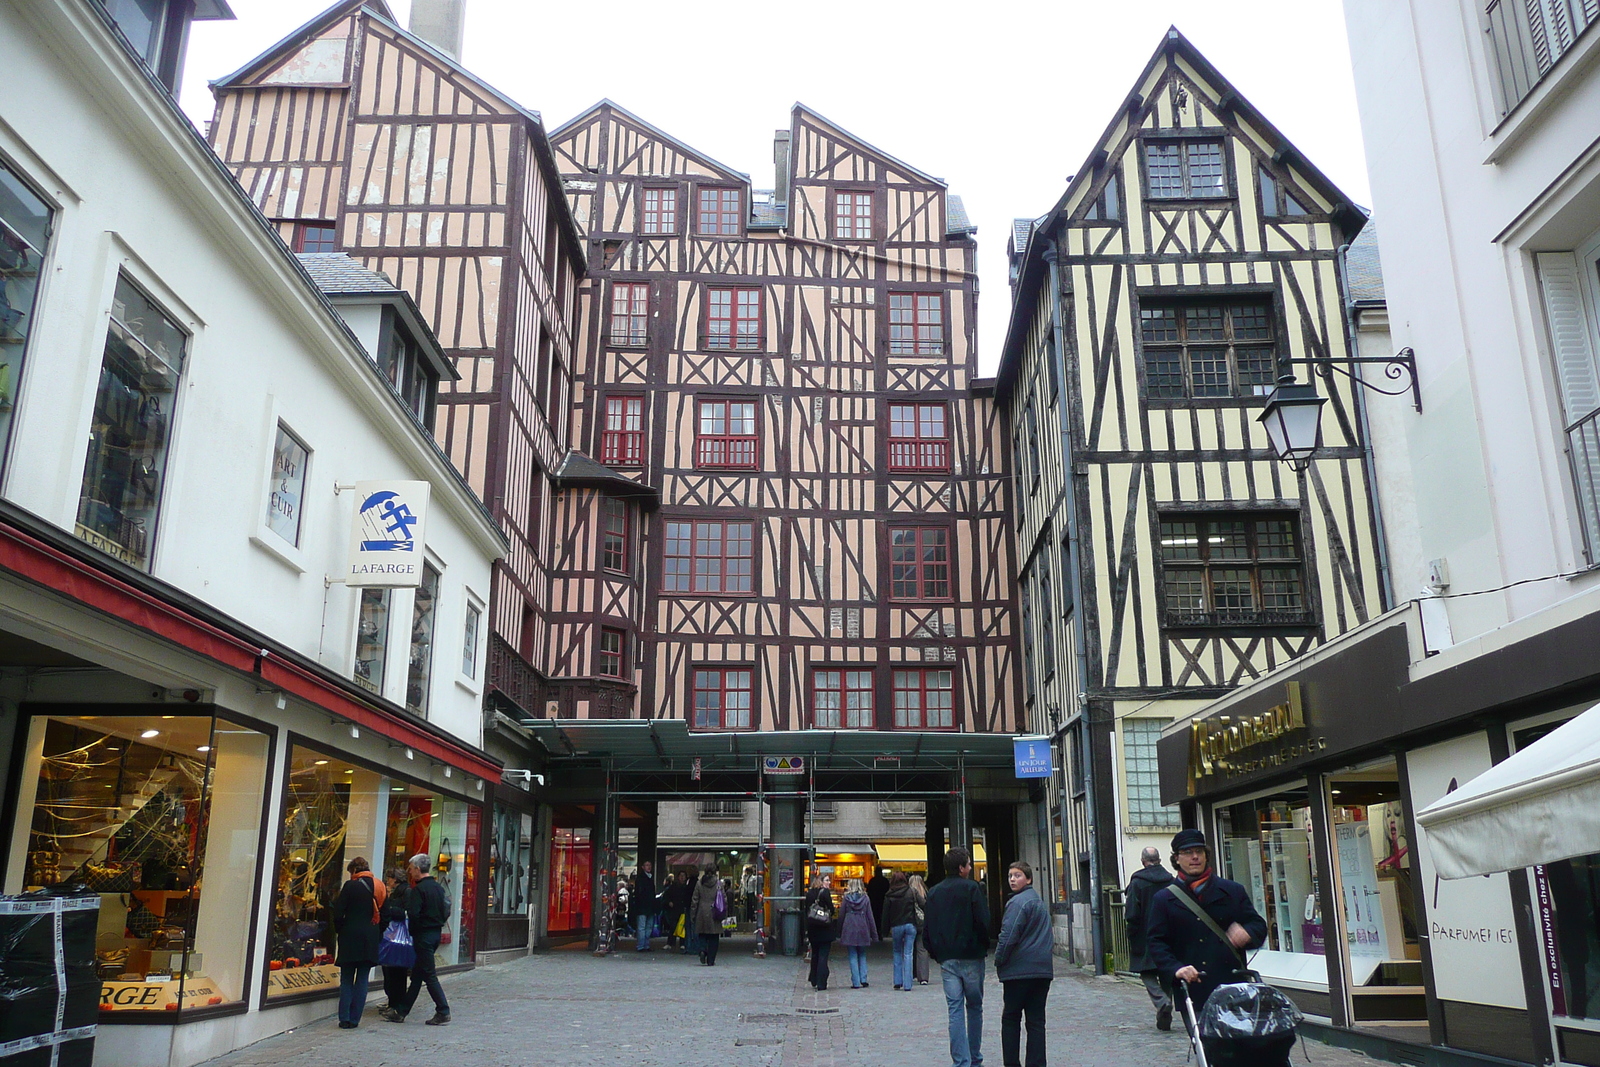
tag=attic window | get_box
[1084,172,1121,221]
[1259,168,1307,218]
[380,315,439,428]
[1145,140,1227,199]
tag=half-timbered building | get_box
[997,29,1386,965]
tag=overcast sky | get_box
[181,0,1372,374]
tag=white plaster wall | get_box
[1342,0,1600,643]
[0,2,497,747]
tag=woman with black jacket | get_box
[331,857,384,1029]
[879,871,920,991]
[379,866,412,1016]
[804,872,837,990]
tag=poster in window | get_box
[346,480,429,587]
[267,424,309,545]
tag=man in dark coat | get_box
[865,868,890,931]
[1147,828,1267,1014]
[1124,845,1176,1030]
[924,848,991,1067]
[384,853,451,1026]
[632,860,659,952]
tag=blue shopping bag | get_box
[378,917,415,968]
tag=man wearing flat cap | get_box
[1145,828,1268,1013]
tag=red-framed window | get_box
[888,292,944,355]
[663,520,754,593]
[888,402,951,472]
[693,667,753,729]
[893,668,954,729]
[642,187,678,234]
[696,399,758,469]
[697,187,742,236]
[600,396,645,466]
[814,669,873,729]
[834,191,872,240]
[292,221,338,253]
[609,282,649,346]
[705,287,762,350]
[889,526,951,600]
[598,627,625,677]
[601,497,629,574]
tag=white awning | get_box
[1415,703,1600,878]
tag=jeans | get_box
[847,945,868,987]
[1001,977,1051,1067]
[338,965,370,1024]
[1140,970,1172,1013]
[808,937,832,988]
[701,931,719,964]
[941,958,985,1067]
[636,913,654,950]
[891,923,917,988]
[401,930,449,1016]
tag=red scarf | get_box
[354,870,387,923]
[1178,866,1213,896]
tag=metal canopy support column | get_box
[590,760,621,954]
[951,753,972,863]
[770,794,805,956]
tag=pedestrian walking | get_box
[383,853,452,1026]
[1147,828,1267,1015]
[689,868,724,966]
[909,873,932,985]
[664,871,691,951]
[1123,845,1176,1030]
[379,866,412,1015]
[804,871,836,990]
[839,877,877,988]
[879,870,920,991]
[994,861,1053,1067]
[331,856,384,1029]
[633,860,659,952]
[865,867,890,930]
[924,847,991,1067]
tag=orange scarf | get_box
[354,870,387,923]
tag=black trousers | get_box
[382,965,409,1007]
[808,937,832,989]
[701,931,720,964]
[1001,977,1051,1067]
[401,930,449,1016]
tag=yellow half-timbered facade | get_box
[997,29,1386,962]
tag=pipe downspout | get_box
[1044,240,1103,973]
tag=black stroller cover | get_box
[1197,982,1304,1067]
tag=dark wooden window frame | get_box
[608,281,649,347]
[811,666,875,730]
[886,400,952,473]
[702,286,764,351]
[694,396,760,470]
[597,626,626,677]
[599,394,646,467]
[696,185,744,237]
[661,515,756,596]
[601,496,629,575]
[641,186,680,235]
[691,664,756,731]
[830,187,876,242]
[291,220,338,253]
[1257,165,1312,219]
[887,290,945,356]
[887,523,953,602]
[1133,289,1284,406]
[1141,133,1233,202]
[890,666,958,730]
[1154,506,1317,630]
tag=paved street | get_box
[198,938,1383,1067]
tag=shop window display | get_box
[1217,788,1326,994]
[267,745,477,1001]
[405,564,439,715]
[0,161,51,466]
[10,712,269,1014]
[488,807,532,917]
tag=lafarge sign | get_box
[346,480,430,586]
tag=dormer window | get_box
[381,317,439,428]
[1145,140,1228,199]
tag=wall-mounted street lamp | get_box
[1257,348,1420,470]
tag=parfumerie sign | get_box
[1188,681,1327,789]
[346,480,430,587]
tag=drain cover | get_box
[739,1013,793,1024]
[734,1038,784,1047]
[795,1006,841,1016]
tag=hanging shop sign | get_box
[763,756,805,775]
[346,480,430,587]
[1013,736,1052,778]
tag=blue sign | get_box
[1013,736,1052,779]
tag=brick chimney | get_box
[409,0,466,60]
[773,130,792,208]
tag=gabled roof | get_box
[211,0,390,89]
[995,27,1368,397]
[550,99,750,183]
[791,103,946,188]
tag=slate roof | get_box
[1011,217,1036,255]
[947,195,975,236]
[1345,217,1384,304]
[751,191,786,230]
[553,450,660,502]
[296,252,399,294]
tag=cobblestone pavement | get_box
[198,938,1383,1067]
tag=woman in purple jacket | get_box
[838,878,879,989]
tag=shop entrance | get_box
[547,805,594,937]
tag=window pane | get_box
[1236,347,1277,389]
[1230,304,1272,341]
[1140,306,1179,343]
[1211,568,1255,614]
[354,588,390,693]
[463,602,481,678]
[1185,305,1226,342]
[1254,519,1296,559]
[76,276,185,570]
[1185,142,1226,197]
[1165,569,1205,613]
[405,563,440,714]
[1208,520,1249,559]
[1260,567,1304,611]
[1145,352,1185,399]
[1189,349,1231,398]
[266,424,310,546]
[1158,521,1199,561]
[1123,718,1180,828]
[1146,143,1183,198]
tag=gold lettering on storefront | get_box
[1188,682,1311,787]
